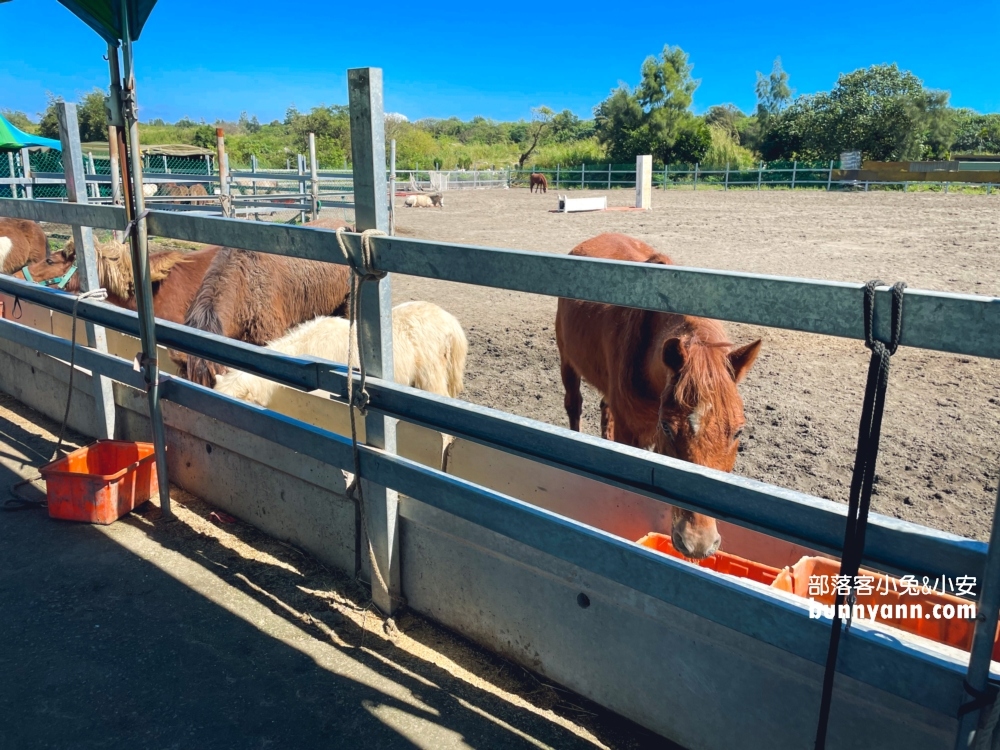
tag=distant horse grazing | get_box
[555,233,761,560]
[0,218,48,274]
[404,193,443,208]
[529,173,547,193]
[214,301,468,407]
[16,238,220,374]
[184,217,354,387]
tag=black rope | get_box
[814,280,906,750]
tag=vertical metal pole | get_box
[581,163,585,189]
[297,154,306,223]
[204,153,212,175]
[694,163,699,191]
[7,153,16,199]
[347,66,399,615]
[20,148,33,200]
[162,153,169,174]
[116,23,172,518]
[607,163,611,190]
[308,132,319,220]
[389,138,396,236]
[664,164,668,190]
[56,103,116,441]
[215,128,231,218]
[955,483,1000,748]
[556,163,560,189]
[108,127,123,206]
[827,160,834,191]
[87,152,97,199]
[757,162,763,190]
[791,160,797,189]
[725,162,730,190]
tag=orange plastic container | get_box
[636,532,781,585]
[40,440,159,525]
[772,556,1000,660]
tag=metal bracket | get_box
[120,87,138,122]
[104,85,124,128]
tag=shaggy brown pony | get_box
[0,218,48,274]
[556,233,761,560]
[529,173,547,193]
[184,217,355,387]
[16,239,220,374]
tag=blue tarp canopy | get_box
[0,112,61,152]
[56,0,158,42]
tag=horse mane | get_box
[63,238,190,299]
[671,322,735,412]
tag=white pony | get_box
[403,193,443,208]
[214,301,467,407]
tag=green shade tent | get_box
[55,0,157,42]
[0,112,61,152]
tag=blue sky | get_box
[3,0,998,124]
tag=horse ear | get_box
[661,337,687,374]
[729,339,762,383]
[62,239,77,260]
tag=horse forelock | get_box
[95,240,135,298]
[670,322,738,419]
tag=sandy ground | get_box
[0,394,663,750]
[390,188,1000,541]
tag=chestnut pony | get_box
[556,233,761,559]
[0,218,48,274]
[529,173,548,193]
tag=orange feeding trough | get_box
[636,532,781,585]
[41,440,160,525]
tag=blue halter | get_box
[21,264,78,289]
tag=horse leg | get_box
[600,398,614,441]
[560,361,583,432]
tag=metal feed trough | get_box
[1,68,999,750]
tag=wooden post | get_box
[348,66,399,615]
[20,148,33,200]
[827,160,834,191]
[791,160,797,189]
[308,132,319,220]
[56,102,115,441]
[635,154,652,209]
[216,128,232,217]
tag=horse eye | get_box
[46,258,54,265]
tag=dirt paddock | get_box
[392,188,1000,541]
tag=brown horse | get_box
[16,239,220,373]
[529,173,548,193]
[184,217,354,387]
[555,233,761,559]
[0,218,48,274]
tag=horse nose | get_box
[672,529,721,560]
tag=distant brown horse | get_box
[555,233,761,559]
[184,217,354,387]
[0,218,48,274]
[529,173,547,193]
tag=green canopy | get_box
[0,112,61,152]
[56,0,158,42]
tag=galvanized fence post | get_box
[664,164,668,190]
[162,153,169,174]
[827,160,834,191]
[581,163,585,190]
[308,132,319,220]
[389,138,396,236]
[56,102,115,441]
[556,163,560,188]
[694,163,699,191]
[20,148,33,200]
[954,482,1000,749]
[791,160,797,189]
[216,128,232,217]
[607,163,611,190]
[757,162,763,190]
[348,66,400,615]
[6,153,15,198]
[725,162,730,191]
[108,126,123,214]
[204,153,212,175]
[87,152,98,199]
[297,153,306,223]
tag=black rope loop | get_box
[814,279,907,750]
[958,680,1000,716]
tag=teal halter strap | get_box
[20,264,77,289]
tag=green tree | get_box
[755,58,792,121]
[38,89,109,142]
[594,45,709,164]
[517,107,554,168]
[1,110,38,134]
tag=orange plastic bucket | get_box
[40,440,159,525]
[772,556,1000,660]
[636,532,781,585]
